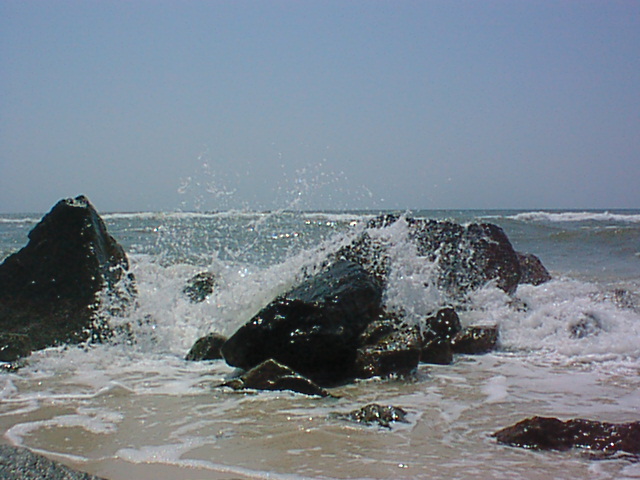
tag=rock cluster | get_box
[191,214,547,393]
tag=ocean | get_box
[1,209,639,480]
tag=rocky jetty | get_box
[494,416,640,454]
[0,196,135,360]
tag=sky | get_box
[1,1,639,213]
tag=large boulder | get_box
[409,219,521,295]
[338,215,524,297]
[0,195,135,359]
[494,416,640,454]
[221,260,384,385]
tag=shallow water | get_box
[1,209,639,479]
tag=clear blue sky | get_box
[1,1,639,213]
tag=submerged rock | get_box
[0,196,135,360]
[333,403,409,428]
[185,333,227,361]
[569,313,602,339]
[183,271,216,303]
[494,416,640,454]
[221,260,383,385]
[221,359,331,397]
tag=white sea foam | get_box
[508,211,640,223]
[0,216,39,224]
[465,278,640,368]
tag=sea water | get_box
[1,209,639,480]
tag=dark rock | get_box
[410,219,521,296]
[415,308,460,364]
[0,196,135,359]
[0,444,106,479]
[420,338,454,365]
[494,416,640,454]
[336,232,391,284]
[185,333,227,361]
[517,252,552,286]
[338,215,524,297]
[358,317,401,347]
[451,326,499,354]
[333,403,409,428]
[183,271,216,303]
[0,333,32,362]
[221,359,331,397]
[422,307,462,343]
[353,314,421,377]
[221,260,383,385]
[353,341,420,379]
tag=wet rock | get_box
[338,215,524,297]
[183,271,216,303]
[451,326,499,354]
[517,252,552,286]
[494,416,640,454]
[353,341,421,379]
[221,359,331,397]
[336,232,391,284]
[569,313,602,339]
[0,196,135,359]
[0,444,107,479]
[333,403,409,428]
[185,333,227,361]
[357,308,461,368]
[409,220,522,296]
[0,333,32,363]
[354,313,422,378]
[221,260,383,385]
[422,307,461,343]
[415,308,461,364]
[420,338,454,365]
